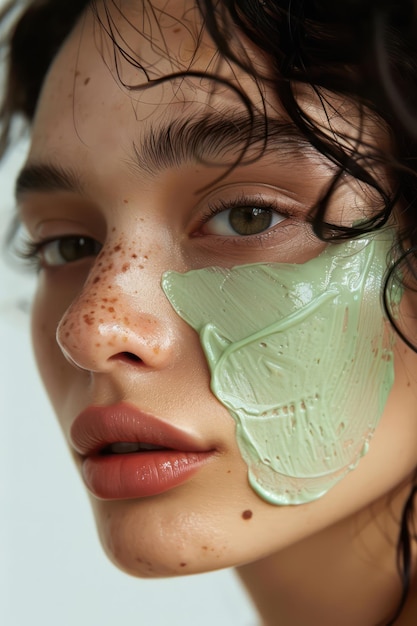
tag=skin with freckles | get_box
[16,1,417,624]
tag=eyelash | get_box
[15,237,45,270]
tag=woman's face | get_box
[18,0,417,576]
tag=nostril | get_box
[113,352,143,364]
[123,352,142,362]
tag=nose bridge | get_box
[56,239,176,371]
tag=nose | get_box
[56,250,177,373]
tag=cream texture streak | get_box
[162,234,397,505]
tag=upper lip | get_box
[70,402,209,456]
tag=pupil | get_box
[229,207,272,236]
[59,236,97,262]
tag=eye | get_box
[37,235,102,267]
[203,205,286,237]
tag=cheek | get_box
[31,273,76,407]
[163,235,396,506]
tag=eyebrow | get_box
[15,163,84,198]
[132,111,314,175]
[15,111,315,199]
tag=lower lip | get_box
[82,450,213,500]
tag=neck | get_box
[236,483,417,626]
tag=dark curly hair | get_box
[1,1,417,623]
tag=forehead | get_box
[31,0,250,146]
[28,0,384,170]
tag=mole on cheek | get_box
[241,510,253,520]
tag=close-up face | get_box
[16,0,417,579]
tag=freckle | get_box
[99,318,104,323]
[179,562,187,567]
[108,307,115,313]
[123,199,128,204]
[131,253,137,259]
[153,347,160,354]
[202,546,208,551]
[242,510,253,520]
[122,263,130,272]
[173,27,180,33]
[83,314,94,326]
[65,332,70,338]
[114,245,121,252]
[227,470,231,474]
[84,77,90,85]
[101,305,105,309]
[107,341,115,347]
[144,255,148,259]
[122,336,128,342]
[112,227,116,232]
[139,264,144,269]
[108,285,112,290]
[95,343,101,347]
[62,319,68,327]
[93,276,100,284]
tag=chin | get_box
[88,494,240,578]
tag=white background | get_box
[0,7,259,625]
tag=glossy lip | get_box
[70,402,215,500]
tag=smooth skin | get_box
[17,1,417,624]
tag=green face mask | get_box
[162,234,398,505]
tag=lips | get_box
[70,402,215,500]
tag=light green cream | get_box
[162,233,399,505]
